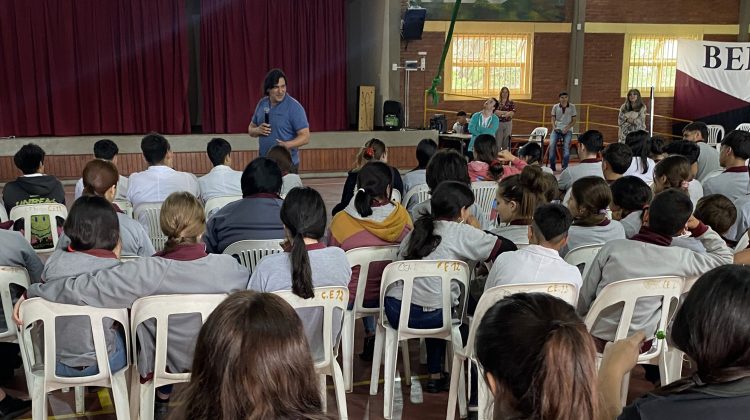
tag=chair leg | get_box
[128,367,140,419]
[477,378,490,420]
[75,386,85,414]
[319,374,328,414]
[111,371,132,420]
[369,324,385,396]
[139,381,156,420]
[401,340,411,387]
[332,362,349,420]
[620,372,631,406]
[31,377,47,420]
[419,337,427,365]
[445,354,463,420]
[383,330,399,419]
[457,361,467,418]
[341,312,354,393]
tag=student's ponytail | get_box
[653,155,691,194]
[290,232,314,299]
[354,161,393,218]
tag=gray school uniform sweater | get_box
[491,224,530,246]
[702,168,750,202]
[577,225,732,341]
[557,161,604,191]
[56,212,155,257]
[248,245,351,362]
[0,229,44,331]
[620,211,643,238]
[29,252,250,375]
[560,220,626,257]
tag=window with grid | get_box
[448,33,533,98]
[623,34,701,96]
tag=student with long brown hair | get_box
[476,293,599,420]
[175,291,328,420]
[561,176,625,256]
[492,165,549,245]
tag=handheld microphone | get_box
[264,107,270,125]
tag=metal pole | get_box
[649,86,655,136]
[404,70,410,129]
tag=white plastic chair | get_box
[133,203,167,252]
[18,298,131,420]
[446,282,579,420]
[706,124,724,147]
[735,232,749,253]
[0,266,29,343]
[584,276,684,404]
[736,123,750,133]
[204,195,242,219]
[222,239,284,272]
[563,244,603,280]
[113,200,133,218]
[129,294,227,420]
[528,127,548,143]
[274,286,349,420]
[341,246,400,392]
[0,205,8,222]
[9,203,68,253]
[370,260,470,419]
[402,184,431,209]
[471,181,498,227]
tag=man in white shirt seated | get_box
[702,130,750,202]
[127,132,200,212]
[198,138,242,202]
[485,203,582,290]
[74,139,129,201]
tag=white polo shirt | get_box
[74,175,129,201]
[127,165,200,209]
[485,244,582,291]
[198,165,242,202]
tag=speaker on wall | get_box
[402,8,426,41]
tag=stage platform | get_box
[0,129,437,182]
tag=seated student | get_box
[266,145,304,198]
[388,181,515,392]
[599,265,750,420]
[492,165,549,245]
[468,135,527,182]
[561,176,625,256]
[623,130,656,184]
[59,160,154,257]
[127,132,200,212]
[175,291,327,420]
[402,138,437,199]
[517,141,553,174]
[2,143,65,214]
[328,161,412,360]
[198,138,242,203]
[664,140,703,205]
[74,139,129,201]
[683,121,721,182]
[248,187,351,362]
[452,110,469,134]
[19,192,250,419]
[543,172,561,203]
[653,155,696,203]
[477,294,599,420]
[649,135,668,162]
[703,130,750,202]
[610,176,653,238]
[331,138,404,216]
[558,130,605,191]
[678,194,738,255]
[486,203,582,290]
[577,189,733,346]
[601,142,633,185]
[204,158,286,254]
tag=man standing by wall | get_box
[549,92,577,172]
[248,69,310,168]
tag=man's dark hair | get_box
[415,138,438,169]
[64,195,120,251]
[720,130,750,160]
[648,189,693,237]
[694,194,737,236]
[241,157,282,196]
[456,110,467,117]
[559,91,568,97]
[425,149,470,190]
[578,130,604,154]
[93,139,119,160]
[664,140,700,165]
[601,143,633,175]
[263,68,287,96]
[140,132,170,165]
[13,143,46,175]
[206,138,232,167]
[532,203,573,242]
[611,176,652,212]
[682,121,709,141]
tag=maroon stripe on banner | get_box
[674,70,750,120]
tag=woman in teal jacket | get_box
[468,98,500,159]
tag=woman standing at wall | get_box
[494,86,516,150]
[618,89,647,142]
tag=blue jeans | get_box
[549,129,573,170]
[384,297,445,374]
[56,329,127,377]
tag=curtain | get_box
[201,0,348,133]
[0,0,190,137]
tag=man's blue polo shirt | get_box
[251,94,309,165]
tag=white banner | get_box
[677,40,750,102]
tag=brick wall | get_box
[586,0,740,24]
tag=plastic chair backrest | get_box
[563,244,603,280]
[0,205,8,223]
[0,266,30,341]
[345,246,400,316]
[735,232,749,254]
[130,294,227,387]
[133,203,166,252]
[403,184,431,208]
[113,200,133,218]
[471,181,498,222]
[735,123,750,133]
[204,196,242,219]
[529,127,548,143]
[274,286,349,370]
[18,298,130,390]
[9,203,68,253]
[706,124,724,146]
[379,260,470,338]
[222,239,284,272]
[391,189,402,204]
[583,276,683,360]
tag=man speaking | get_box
[247,68,310,167]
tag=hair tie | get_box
[598,209,608,215]
[357,188,366,194]
[642,204,650,211]
[681,180,690,189]
[692,373,706,387]
[364,146,375,158]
